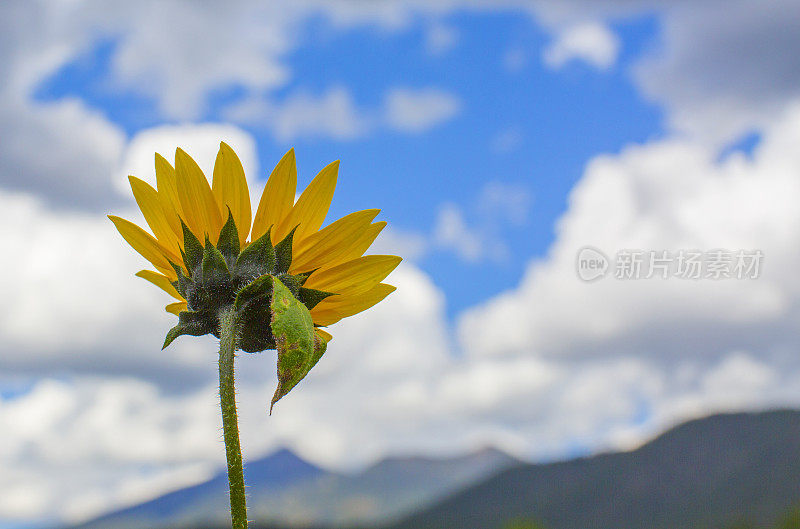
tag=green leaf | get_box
[274,226,297,274]
[235,227,275,277]
[202,235,229,282]
[298,287,337,310]
[269,276,327,413]
[181,220,204,272]
[163,309,217,349]
[234,274,273,312]
[217,208,240,262]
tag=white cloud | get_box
[95,1,295,120]
[224,86,372,142]
[225,86,461,140]
[425,23,459,55]
[526,0,800,143]
[384,87,462,133]
[631,0,800,144]
[433,203,489,262]
[0,95,126,210]
[458,103,800,363]
[543,22,620,70]
[431,182,532,263]
[3,0,800,166]
[491,127,524,153]
[0,186,220,387]
[477,181,532,225]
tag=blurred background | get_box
[3,1,800,528]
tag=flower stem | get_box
[218,306,248,529]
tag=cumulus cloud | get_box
[458,104,800,364]
[6,0,798,171]
[431,182,533,263]
[425,23,459,55]
[543,22,620,70]
[526,0,800,143]
[89,1,296,120]
[384,87,462,133]
[491,127,524,153]
[0,186,222,388]
[224,86,461,140]
[224,86,372,142]
[632,0,800,144]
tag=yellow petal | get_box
[311,283,396,326]
[315,328,333,343]
[303,255,402,295]
[155,153,184,242]
[275,160,338,244]
[175,147,223,242]
[212,142,251,245]
[326,221,387,268]
[129,176,182,256]
[252,148,297,242]
[289,209,380,274]
[135,270,184,300]
[108,216,177,279]
[166,301,187,315]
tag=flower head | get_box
[110,142,400,407]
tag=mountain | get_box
[73,449,327,529]
[259,447,517,526]
[390,409,800,529]
[72,446,517,528]
[73,409,800,529]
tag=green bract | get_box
[163,210,334,408]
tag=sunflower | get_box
[109,142,400,351]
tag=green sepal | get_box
[276,273,301,297]
[169,261,192,298]
[202,235,230,282]
[234,274,273,312]
[274,226,297,275]
[295,270,316,286]
[217,208,240,263]
[235,227,275,278]
[163,309,217,349]
[269,277,327,413]
[298,287,337,310]
[181,221,204,273]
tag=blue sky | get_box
[3,1,800,526]
[35,10,663,314]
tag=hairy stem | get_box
[218,306,248,529]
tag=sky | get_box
[2,0,800,526]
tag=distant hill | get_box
[72,448,327,529]
[72,445,517,528]
[71,409,800,529]
[390,409,800,529]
